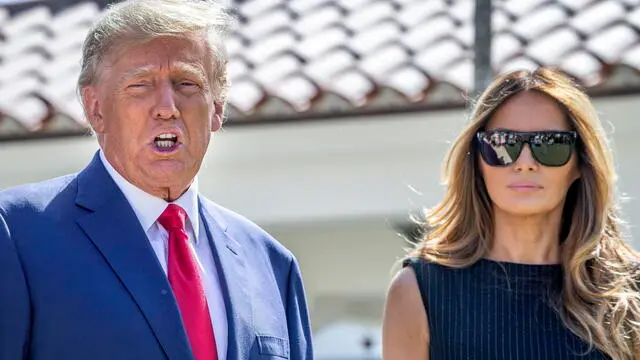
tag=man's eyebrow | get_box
[172,64,208,80]
[121,64,208,81]
[121,66,154,81]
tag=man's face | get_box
[83,34,222,200]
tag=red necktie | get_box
[157,204,218,360]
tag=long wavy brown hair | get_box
[409,67,640,359]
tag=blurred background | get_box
[2,0,640,358]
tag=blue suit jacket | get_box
[0,153,313,360]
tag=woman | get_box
[382,67,640,360]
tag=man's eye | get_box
[179,82,198,87]
[127,83,148,88]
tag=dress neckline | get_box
[474,258,563,295]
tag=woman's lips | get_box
[508,182,543,191]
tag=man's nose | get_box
[513,144,540,171]
[153,80,180,120]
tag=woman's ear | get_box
[571,166,581,183]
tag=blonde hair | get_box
[410,67,640,359]
[77,0,234,102]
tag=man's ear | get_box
[211,100,224,132]
[81,86,105,134]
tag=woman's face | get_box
[479,91,581,217]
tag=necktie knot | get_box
[158,204,187,231]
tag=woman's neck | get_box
[487,206,563,264]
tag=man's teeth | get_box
[157,133,177,140]
[154,133,178,148]
[156,140,175,148]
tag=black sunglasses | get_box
[476,129,578,167]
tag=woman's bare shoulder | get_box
[382,266,430,359]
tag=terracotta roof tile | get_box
[414,39,467,76]
[492,9,512,33]
[360,44,410,81]
[238,0,283,19]
[48,1,98,33]
[622,43,640,69]
[327,69,375,106]
[396,1,447,28]
[270,75,319,112]
[293,5,342,37]
[449,0,474,23]
[627,6,640,28]
[443,58,474,91]
[334,0,371,12]
[289,0,329,15]
[502,0,549,17]
[225,34,245,58]
[240,9,292,42]
[586,24,637,62]
[348,21,402,55]
[492,32,522,67]
[305,49,356,84]
[401,15,456,52]
[2,5,50,37]
[454,22,474,47]
[511,5,567,41]
[390,0,419,6]
[253,53,301,87]
[3,0,640,140]
[243,30,296,64]
[296,26,348,60]
[227,79,264,114]
[500,56,540,75]
[228,55,250,80]
[382,65,430,102]
[570,0,626,35]
[526,27,581,64]
[344,1,396,32]
[558,0,597,11]
[560,50,603,85]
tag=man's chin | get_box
[139,157,187,178]
[148,163,189,178]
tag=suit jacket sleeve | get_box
[0,206,31,359]
[285,255,314,360]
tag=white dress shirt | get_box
[99,151,228,359]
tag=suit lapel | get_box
[75,153,194,360]
[199,198,253,360]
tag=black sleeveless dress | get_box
[403,257,610,359]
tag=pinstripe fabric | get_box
[403,257,611,359]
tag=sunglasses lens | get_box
[531,142,573,166]
[478,133,522,166]
[477,131,575,167]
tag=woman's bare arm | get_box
[382,266,430,360]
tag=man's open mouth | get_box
[153,133,179,152]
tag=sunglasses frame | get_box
[476,129,578,167]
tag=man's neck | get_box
[99,150,193,202]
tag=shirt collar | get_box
[99,150,200,241]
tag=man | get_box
[0,0,313,359]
